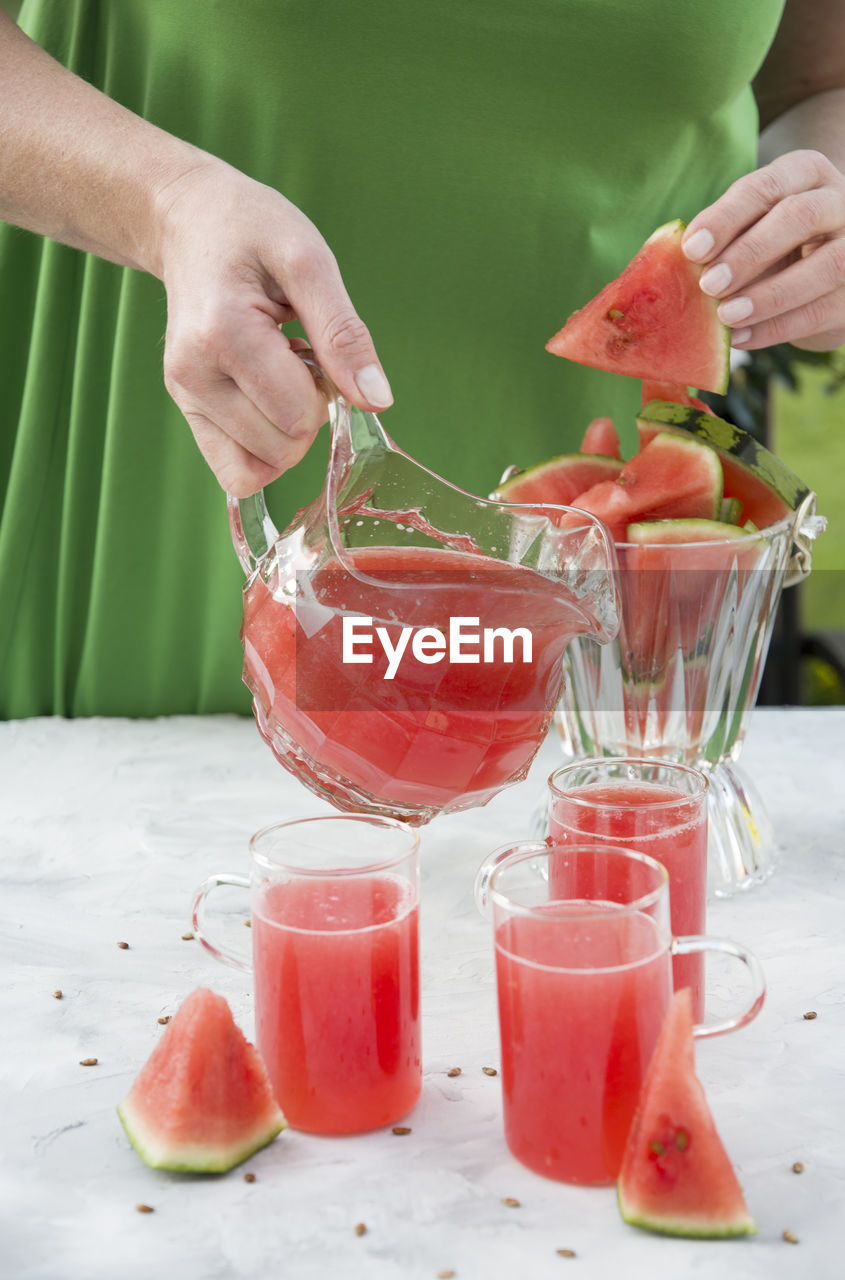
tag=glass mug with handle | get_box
[475,841,765,1186]
[547,757,709,1020]
[192,814,421,1135]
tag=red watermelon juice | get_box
[252,872,420,1133]
[548,776,707,1020]
[243,544,596,819]
[495,902,671,1184]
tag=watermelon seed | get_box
[354,1223,367,1236]
[392,1126,411,1136]
[556,1249,577,1258]
[782,1230,799,1245]
[52,990,62,1000]
[803,1011,817,1020]
[243,1172,256,1183]
[482,1066,498,1077]
[117,941,129,950]
[792,1161,805,1174]
[157,1016,171,1025]
[502,1198,520,1208]
[79,1058,98,1066]
[446,1067,462,1077]
[135,1204,154,1214]
[649,1141,665,1156]
[436,1271,456,1278]
[181,932,194,941]
[675,1129,690,1151]
[607,309,625,321]
[244,919,252,927]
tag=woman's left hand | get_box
[682,149,845,352]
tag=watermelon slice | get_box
[118,988,286,1172]
[492,452,623,505]
[580,416,622,459]
[573,432,723,539]
[617,989,756,1238]
[546,221,730,394]
[638,402,809,529]
[641,380,709,413]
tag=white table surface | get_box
[1,708,843,1280]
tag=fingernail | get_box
[355,364,393,408]
[718,296,754,326]
[731,327,752,346]
[683,228,715,262]
[699,262,733,296]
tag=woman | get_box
[0,0,843,717]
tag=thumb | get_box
[286,248,393,412]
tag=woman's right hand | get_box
[156,158,392,497]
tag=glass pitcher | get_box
[228,357,619,825]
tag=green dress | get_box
[0,0,785,717]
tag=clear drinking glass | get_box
[192,814,421,1135]
[475,842,765,1186]
[547,758,708,1019]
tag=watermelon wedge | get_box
[492,452,623,505]
[641,380,709,413]
[573,432,723,539]
[546,220,730,394]
[617,989,756,1239]
[637,402,810,529]
[118,988,286,1172]
[580,416,622,459]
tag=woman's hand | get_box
[682,149,845,353]
[157,160,392,498]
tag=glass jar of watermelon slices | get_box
[549,406,827,896]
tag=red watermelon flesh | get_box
[118,987,286,1172]
[492,452,623,506]
[573,433,722,539]
[637,416,795,529]
[580,416,622,459]
[641,380,709,413]
[546,221,730,394]
[617,989,756,1238]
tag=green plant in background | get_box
[705,343,845,706]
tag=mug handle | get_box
[672,935,766,1038]
[473,841,547,918]
[191,873,252,973]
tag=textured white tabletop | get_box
[1,709,843,1280]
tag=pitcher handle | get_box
[226,350,345,576]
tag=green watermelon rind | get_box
[637,402,810,515]
[117,1098,286,1174]
[625,518,756,545]
[492,452,623,501]
[617,1193,756,1240]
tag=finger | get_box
[216,319,330,444]
[682,150,839,264]
[186,410,316,497]
[279,238,393,411]
[695,187,845,300]
[715,235,845,329]
[726,283,845,352]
